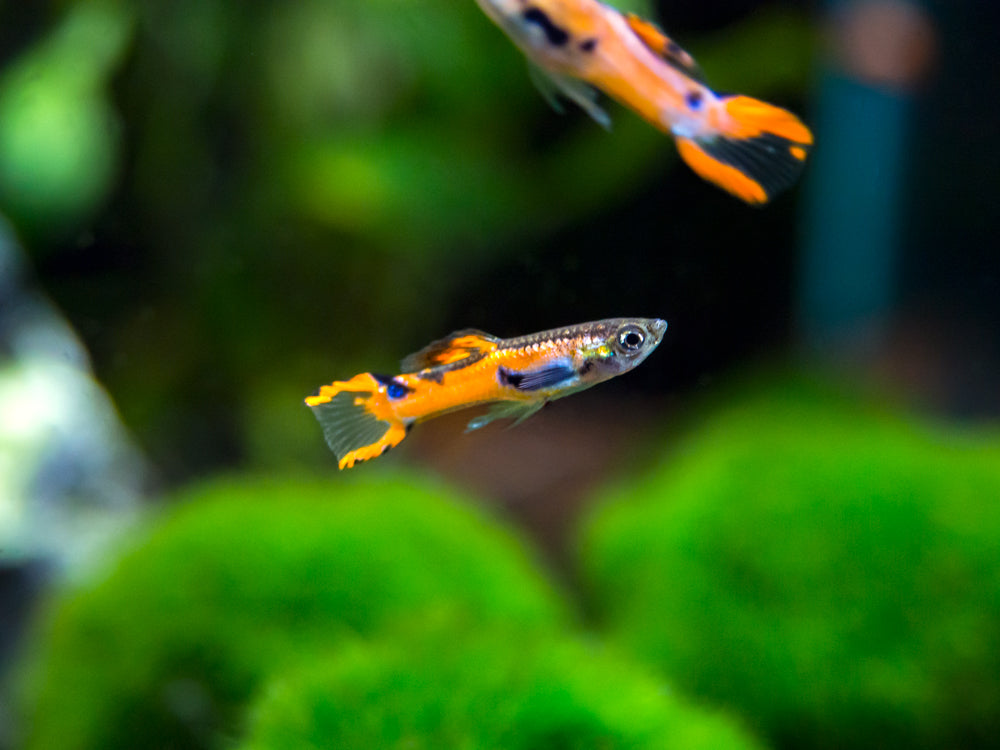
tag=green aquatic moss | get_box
[579,376,1000,750]
[17,474,569,750]
[238,626,765,750]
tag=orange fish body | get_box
[476,0,813,204]
[306,318,666,469]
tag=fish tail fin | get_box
[676,94,813,205]
[305,374,408,469]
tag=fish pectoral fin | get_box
[400,329,499,373]
[306,385,408,469]
[509,400,547,427]
[624,12,704,82]
[498,362,578,392]
[527,63,611,130]
[527,62,566,114]
[465,400,546,432]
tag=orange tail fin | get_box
[676,95,813,205]
[305,373,409,469]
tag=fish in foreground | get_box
[306,317,666,469]
[475,0,813,204]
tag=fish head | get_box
[577,317,667,383]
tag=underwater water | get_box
[1,1,998,749]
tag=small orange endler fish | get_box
[475,0,814,204]
[306,317,666,469]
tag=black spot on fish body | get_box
[579,38,598,53]
[497,367,524,389]
[522,7,570,47]
[387,383,408,399]
[372,373,412,399]
[417,369,445,385]
[685,90,703,110]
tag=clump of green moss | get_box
[18,473,569,750]
[238,626,764,750]
[579,376,1000,750]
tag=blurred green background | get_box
[1,0,999,748]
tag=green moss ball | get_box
[239,627,764,750]
[18,473,569,750]
[579,378,1000,750]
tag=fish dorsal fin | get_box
[625,12,704,83]
[400,329,499,373]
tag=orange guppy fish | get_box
[306,318,666,469]
[475,0,813,204]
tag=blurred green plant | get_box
[238,625,765,750]
[16,473,569,750]
[0,0,133,236]
[579,374,1000,750]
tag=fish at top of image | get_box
[305,318,667,470]
[475,0,814,205]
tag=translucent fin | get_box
[465,400,546,432]
[677,95,813,205]
[625,12,704,82]
[400,329,499,373]
[498,363,578,392]
[527,62,611,130]
[306,382,408,469]
[528,62,567,114]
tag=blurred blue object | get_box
[797,0,935,353]
[798,72,912,350]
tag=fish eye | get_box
[616,325,645,352]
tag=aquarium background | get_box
[1,1,998,749]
